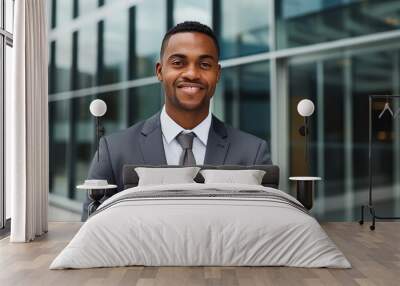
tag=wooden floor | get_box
[0,222,399,286]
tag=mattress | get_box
[50,183,351,269]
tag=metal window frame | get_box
[1,0,14,230]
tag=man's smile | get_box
[176,82,205,95]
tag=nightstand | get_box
[77,180,117,217]
[289,177,321,210]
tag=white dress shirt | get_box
[160,106,211,165]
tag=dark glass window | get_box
[55,0,73,27]
[218,0,270,59]
[98,11,128,85]
[173,0,212,26]
[53,35,73,93]
[49,84,162,202]
[5,0,14,33]
[76,24,97,89]
[78,0,98,17]
[288,47,400,220]
[129,0,166,79]
[49,100,72,197]
[276,0,400,49]
[217,61,270,141]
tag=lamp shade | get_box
[297,99,315,117]
[89,99,107,117]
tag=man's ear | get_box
[155,62,163,81]
[216,64,221,82]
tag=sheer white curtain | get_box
[7,0,49,242]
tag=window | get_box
[1,0,14,230]
[288,47,400,220]
[218,0,270,59]
[276,0,400,49]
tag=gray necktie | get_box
[176,132,196,166]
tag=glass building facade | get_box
[48,0,400,221]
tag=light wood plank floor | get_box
[0,222,399,286]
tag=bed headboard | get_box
[122,165,280,189]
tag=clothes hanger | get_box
[378,96,394,119]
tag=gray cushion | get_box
[123,165,280,189]
[135,167,200,186]
[200,169,266,185]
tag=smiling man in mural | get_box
[82,21,272,221]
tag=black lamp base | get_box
[87,189,106,216]
[296,180,314,210]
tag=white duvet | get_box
[50,183,351,269]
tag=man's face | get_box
[156,32,221,112]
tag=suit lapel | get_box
[204,115,230,165]
[139,112,167,165]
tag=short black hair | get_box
[160,21,220,60]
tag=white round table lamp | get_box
[297,99,315,117]
[297,99,315,174]
[90,99,107,161]
[90,99,107,117]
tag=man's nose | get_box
[182,63,200,80]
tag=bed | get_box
[50,165,351,269]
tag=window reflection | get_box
[77,24,97,89]
[49,84,162,202]
[276,0,400,49]
[53,35,72,93]
[219,0,270,59]
[49,100,71,197]
[99,11,128,85]
[218,62,270,141]
[130,0,166,79]
[289,48,400,220]
[173,0,212,26]
[78,0,98,17]
[55,0,73,27]
[5,0,14,33]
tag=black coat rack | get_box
[359,95,400,230]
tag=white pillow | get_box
[135,167,200,186]
[200,169,266,185]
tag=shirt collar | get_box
[160,105,211,146]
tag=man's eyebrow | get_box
[199,54,217,61]
[168,54,186,60]
[167,54,217,61]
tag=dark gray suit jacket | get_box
[82,112,272,220]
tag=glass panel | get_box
[77,23,97,89]
[47,0,52,30]
[53,35,72,93]
[216,61,270,140]
[219,0,270,59]
[5,0,14,33]
[352,51,398,217]
[78,0,98,17]
[74,96,95,202]
[288,47,400,221]
[49,100,71,197]
[131,0,166,79]
[276,0,400,49]
[173,0,212,26]
[49,84,162,219]
[55,0,73,27]
[288,62,316,175]
[99,10,128,85]
[126,84,163,126]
